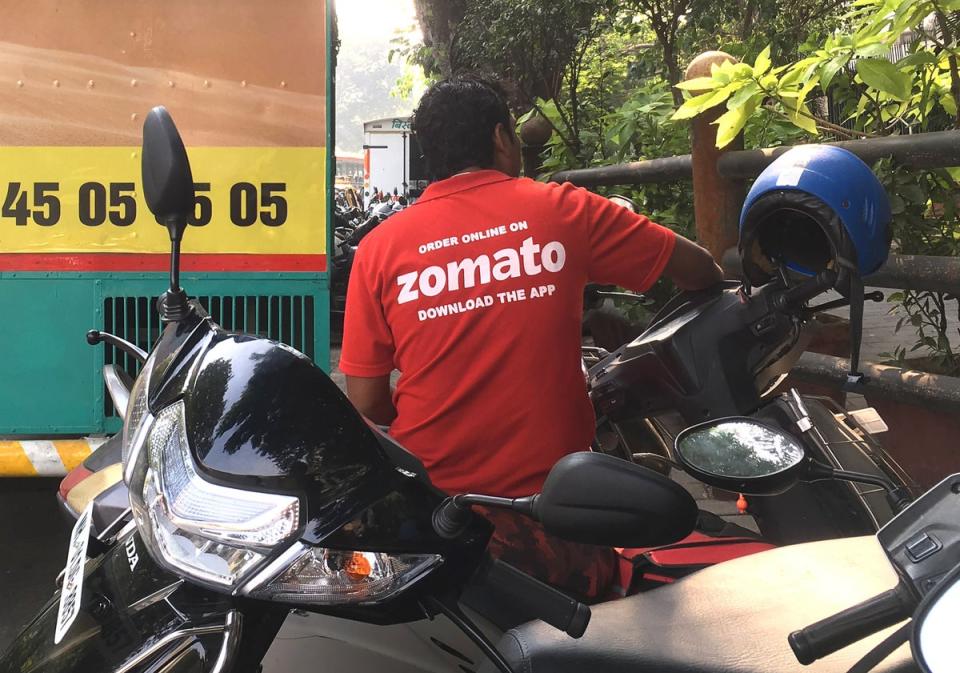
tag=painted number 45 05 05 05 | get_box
[0,180,288,228]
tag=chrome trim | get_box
[110,517,138,545]
[238,542,307,595]
[212,611,242,673]
[96,508,133,544]
[127,580,184,614]
[114,609,240,673]
[123,410,154,486]
[103,365,132,419]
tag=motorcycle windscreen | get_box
[0,530,239,673]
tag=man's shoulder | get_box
[500,175,584,198]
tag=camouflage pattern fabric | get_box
[478,507,617,602]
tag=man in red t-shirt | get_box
[340,76,722,599]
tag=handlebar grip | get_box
[788,585,913,665]
[482,559,591,638]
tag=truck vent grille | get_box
[103,295,315,417]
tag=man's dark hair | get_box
[412,75,512,181]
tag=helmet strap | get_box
[844,270,867,391]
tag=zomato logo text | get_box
[396,236,566,305]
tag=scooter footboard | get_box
[0,530,244,673]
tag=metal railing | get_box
[544,52,960,411]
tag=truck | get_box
[362,117,429,206]
[0,0,334,475]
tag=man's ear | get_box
[492,122,509,153]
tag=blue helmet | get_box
[738,145,891,293]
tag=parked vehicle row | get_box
[1,109,955,673]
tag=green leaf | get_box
[516,108,536,126]
[897,51,938,68]
[714,97,759,148]
[856,43,890,58]
[820,53,849,89]
[856,58,912,101]
[672,85,736,120]
[676,77,721,91]
[727,81,761,109]
[711,60,736,84]
[754,45,772,77]
[941,93,958,116]
[729,63,754,81]
[786,102,819,135]
[780,58,818,87]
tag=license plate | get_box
[54,503,93,644]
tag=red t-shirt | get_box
[339,170,676,497]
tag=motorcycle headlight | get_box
[128,400,300,588]
[244,544,441,605]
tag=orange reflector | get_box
[345,552,372,580]
[737,493,749,513]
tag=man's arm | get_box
[346,374,397,426]
[661,235,724,291]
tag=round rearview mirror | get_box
[912,567,960,673]
[674,417,806,495]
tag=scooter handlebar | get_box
[788,583,913,665]
[481,559,591,639]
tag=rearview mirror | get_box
[675,417,806,495]
[141,106,195,239]
[534,452,698,547]
[912,567,960,673]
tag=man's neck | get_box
[449,166,486,179]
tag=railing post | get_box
[520,113,552,180]
[685,51,746,264]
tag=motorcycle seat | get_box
[489,536,918,673]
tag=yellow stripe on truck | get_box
[0,440,38,476]
[0,438,105,477]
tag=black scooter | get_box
[586,273,917,544]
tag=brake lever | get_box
[86,330,148,364]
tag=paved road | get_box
[0,478,71,652]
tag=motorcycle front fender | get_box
[0,530,245,673]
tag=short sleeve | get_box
[582,190,677,292]
[339,245,396,377]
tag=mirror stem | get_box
[807,461,911,512]
[158,215,191,323]
[170,235,182,294]
[432,493,539,539]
